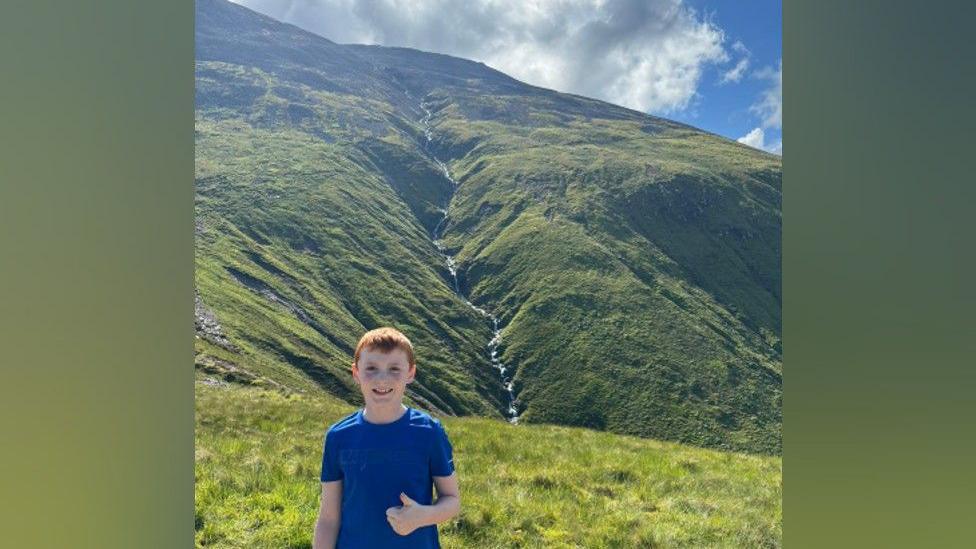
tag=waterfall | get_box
[421,99,519,424]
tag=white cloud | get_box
[738,60,782,154]
[719,40,750,84]
[751,60,782,129]
[720,57,749,84]
[737,127,764,148]
[737,127,781,155]
[230,0,730,114]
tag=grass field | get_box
[195,379,781,548]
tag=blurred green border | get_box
[0,2,193,548]
[785,1,975,547]
[2,1,974,547]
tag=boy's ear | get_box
[350,362,360,382]
[406,363,416,384]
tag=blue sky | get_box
[231,0,781,154]
[677,0,782,153]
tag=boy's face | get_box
[352,347,415,408]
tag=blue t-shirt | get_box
[320,407,455,548]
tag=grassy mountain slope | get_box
[195,380,782,548]
[195,0,782,453]
[195,0,517,417]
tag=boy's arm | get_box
[427,473,461,524]
[386,473,460,536]
[312,480,342,549]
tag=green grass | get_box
[195,380,781,548]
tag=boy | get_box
[313,327,461,548]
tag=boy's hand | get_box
[385,492,428,536]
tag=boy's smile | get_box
[352,347,415,419]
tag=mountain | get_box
[194,0,782,454]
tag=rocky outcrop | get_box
[194,291,238,351]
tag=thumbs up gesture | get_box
[385,492,427,536]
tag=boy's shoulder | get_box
[325,407,446,437]
[325,410,362,436]
[403,407,446,431]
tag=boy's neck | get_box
[362,403,408,425]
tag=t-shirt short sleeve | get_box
[429,420,455,477]
[320,431,343,482]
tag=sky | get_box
[229,0,782,155]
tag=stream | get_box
[421,100,519,424]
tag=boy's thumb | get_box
[400,492,415,506]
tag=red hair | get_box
[353,327,415,367]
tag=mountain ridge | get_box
[194,0,782,454]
